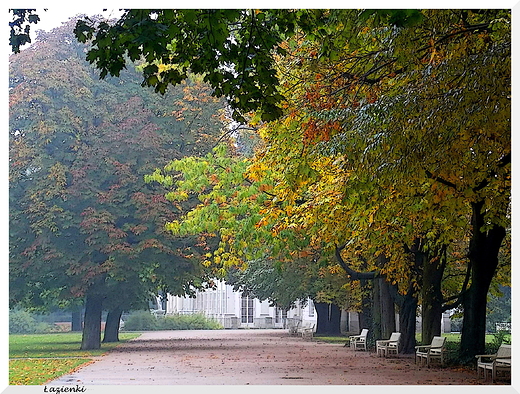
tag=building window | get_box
[308,299,315,317]
[241,294,254,323]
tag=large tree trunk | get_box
[328,303,342,335]
[103,306,123,343]
[81,293,104,350]
[372,278,382,340]
[358,279,373,342]
[334,244,377,340]
[398,287,418,354]
[71,309,83,332]
[315,302,328,334]
[406,237,446,346]
[389,250,420,355]
[460,201,506,362]
[420,246,446,345]
[373,277,396,340]
[314,302,342,335]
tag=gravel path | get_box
[47,329,496,386]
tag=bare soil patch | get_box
[48,329,506,386]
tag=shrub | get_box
[122,311,223,331]
[159,314,223,330]
[9,309,53,334]
[443,340,462,366]
[485,330,512,354]
[122,310,158,331]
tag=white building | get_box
[161,280,318,329]
[156,281,452,335]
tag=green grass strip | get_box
[314,335,350,344]
[9,332,140,358]
[9,332,141,385]
[9,358,91,385]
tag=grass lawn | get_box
[9,332,141,385]
[314,335,350,344]
[9,358,92,385]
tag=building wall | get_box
[415,312,452,334]
[165,280,317,329]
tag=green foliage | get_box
[9,9,41,53]
[9,309,37,334]
[226,259,313,311]
[147,145,281,271]
[486,286,511,332]
[120,310,158,331]
[489,330,511,349]
[158,314,223,330]
[9,18,226,317]
[359,9,425,27]
[147,144,348,311]
[9,309,54,334]
[74,10,290,122]
[442,340,463,366]
[122,310,223,331]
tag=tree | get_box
[329,10,511,360]
[330,11,503,358]
[226,257,348,336]
[71,10,304,122]
[9,19,226,349]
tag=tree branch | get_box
[441,259,472,312]
[424,169,458,190]
[335,243,378,280]
[416,23,492,54]
[472,151,511,192]
[213,123,259,148]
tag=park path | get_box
[48,329,488,386]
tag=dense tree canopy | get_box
[9,18,227,348]
[261,9,510,359]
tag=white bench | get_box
[349,329,368,351]
[415,336,447,367]
[376,332,401,357]
[301,324,315,340]
[288,321,301,336]
[476,344,511,382]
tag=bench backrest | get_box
[389,332,401,343]
[429,336,446,354]
[360,328,368,338]
[496,344,511,364]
